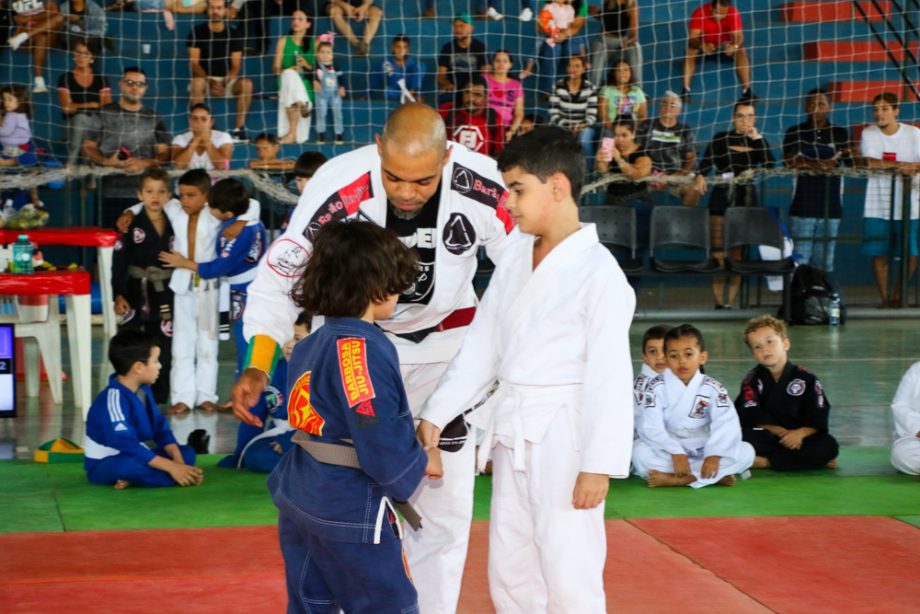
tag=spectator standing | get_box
[598,59,647,130]
[272,8,314,145]
[534,0,575,96]
[59,0,105,51]
[188,0,253,142]
[783,88,849,272]
[325,0,382,57]
[372,34,423,103]
[56,38,111,166]
[7,0,64,94]
[548,55,598,159]
[636,91,698,205]
[485,49,524,139]
[682,0,755,104]
[693,101,775,308]
[81,66,171,226]
[589,0,642,89]
[859,92,920,307]
[437,12,489,103]
[312,40,345,144]
[171,102,233,170]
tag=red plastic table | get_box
[0,271,92,412]
[0,227,119,339]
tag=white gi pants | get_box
[631,439,755,489]
[890,435,920,475]
[400,360,476,614]
[278,69,312,144]
[170,292,219,407]
[488,409,607,614]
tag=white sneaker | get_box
[486,6,503,20]
[519,7,533,21]
[8,32,28,51]
[32,76,48,94]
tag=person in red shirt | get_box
[439,75,505,158]
[681,0,754,104]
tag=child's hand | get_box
[169,463,204,486]
[701,455,721,479]
[671,453,691,478]
[271,440,283,454]
[114,295,130,315]
[572,471,609,509]
[338,86,346,98]
[416,419,441,450]
[158,250,187,269]
[116,210,135,233]
[425,448,443,479]
[779,429,806,450]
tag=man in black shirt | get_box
[437,12,490,104]
[188,0,252,141]
[637,91,699,205]
[783,88,849,272]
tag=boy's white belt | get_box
[291,430,423,531]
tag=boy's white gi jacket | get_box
[244,143,513,365]
[421,224,636,477]
[638,369,745,460]
[892,361,920,440]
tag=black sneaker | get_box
[317,134,325,144]
[229,127,249,142]
[681,87,691,104]
[335,134,345,145]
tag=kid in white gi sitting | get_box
[632,323,755,488]
[634,324,670,437]
[890,361,920,475]
[267,221,442,613]
[735,315,839,471]
[83,330,204,489]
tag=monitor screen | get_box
[0,324,15,417]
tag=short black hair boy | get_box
[497,126,586,199]
[177,168,212,195]
[209,178,250,216]
[108,329,159,376]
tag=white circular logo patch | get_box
[786,379,806,396]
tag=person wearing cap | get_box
[437,12,490,104]
[636,91,699,206]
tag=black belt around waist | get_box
[390,306,476,344]
[292,431,423,531]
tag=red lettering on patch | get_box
[337,337,376,407]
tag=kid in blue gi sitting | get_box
[160,178,267,378]
[267,221,441,613]
[83,330,204,489]
[217,311,312,471]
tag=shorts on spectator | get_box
[1,143,39,166]
[189,77,242,98]
[861,217,919,257]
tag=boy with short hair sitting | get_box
[735,315,839,471]
[634,324,670,437]
[84,329,203,489]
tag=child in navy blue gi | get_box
[83,330,203,489]
[218,311,312,471]
[160,179,267,378]
[268,221,440,614]
[735,315,839,471]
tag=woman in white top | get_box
[170,102,233,170]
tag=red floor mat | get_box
[632,516,920,614]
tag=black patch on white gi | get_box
[442,212,476,255]
[450,163,506,210]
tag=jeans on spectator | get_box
[66,112,101,166]
[538,38,571,95]
[789,216,841,272]
[575,124,597,163]
[589,34,643,89]
[315,91,344,136]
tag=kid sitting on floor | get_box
[634,324,670,435]
[84,329,203,489]
[735,315,839,471]
[632,323,754,488]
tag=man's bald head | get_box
[380,104,447,157]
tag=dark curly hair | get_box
[291,221,418,318]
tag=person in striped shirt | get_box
[547,55,598,159]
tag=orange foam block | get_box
[828,80,907,102]
[781,1,890,23]
[804,40,918,62]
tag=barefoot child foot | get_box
[753,456,771,468]
[165,402,191,415]
[647,469,697,488]
[198,400,222,412]
[716,474,736,486]
[114,479,131,490]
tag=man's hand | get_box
[701,455,721,479]
[702,41,717,54]
[671,453,691,478]
[231,368,269,426]
[123,158,153,173]
[116,210,135,233]
[209,80,225,96]
[416,419,442,450]
[169,462,204,486]
[104,152,125,168]
[572,472,609,509]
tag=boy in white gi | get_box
[632,323,754,488]
[890,361,920,475]
[419,126,636,613]
[634,324,670,437]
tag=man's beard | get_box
[389,202,424,220]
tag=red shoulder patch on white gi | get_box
[288,370,325,435]
[337,337,376,408]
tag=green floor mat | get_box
[897,516,920,529]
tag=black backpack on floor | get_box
[787,265,845,325]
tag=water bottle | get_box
[828,292,841,326]
[11,234,33,275]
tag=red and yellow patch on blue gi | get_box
[288,371,325,435]
[337,337,377,418]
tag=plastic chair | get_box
[724,206,795,320]
[649,206,721,274]
[0,296,63,404]
[579,205,644,275]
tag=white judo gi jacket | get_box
[244,143,513,366]
[422,224,636,477]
